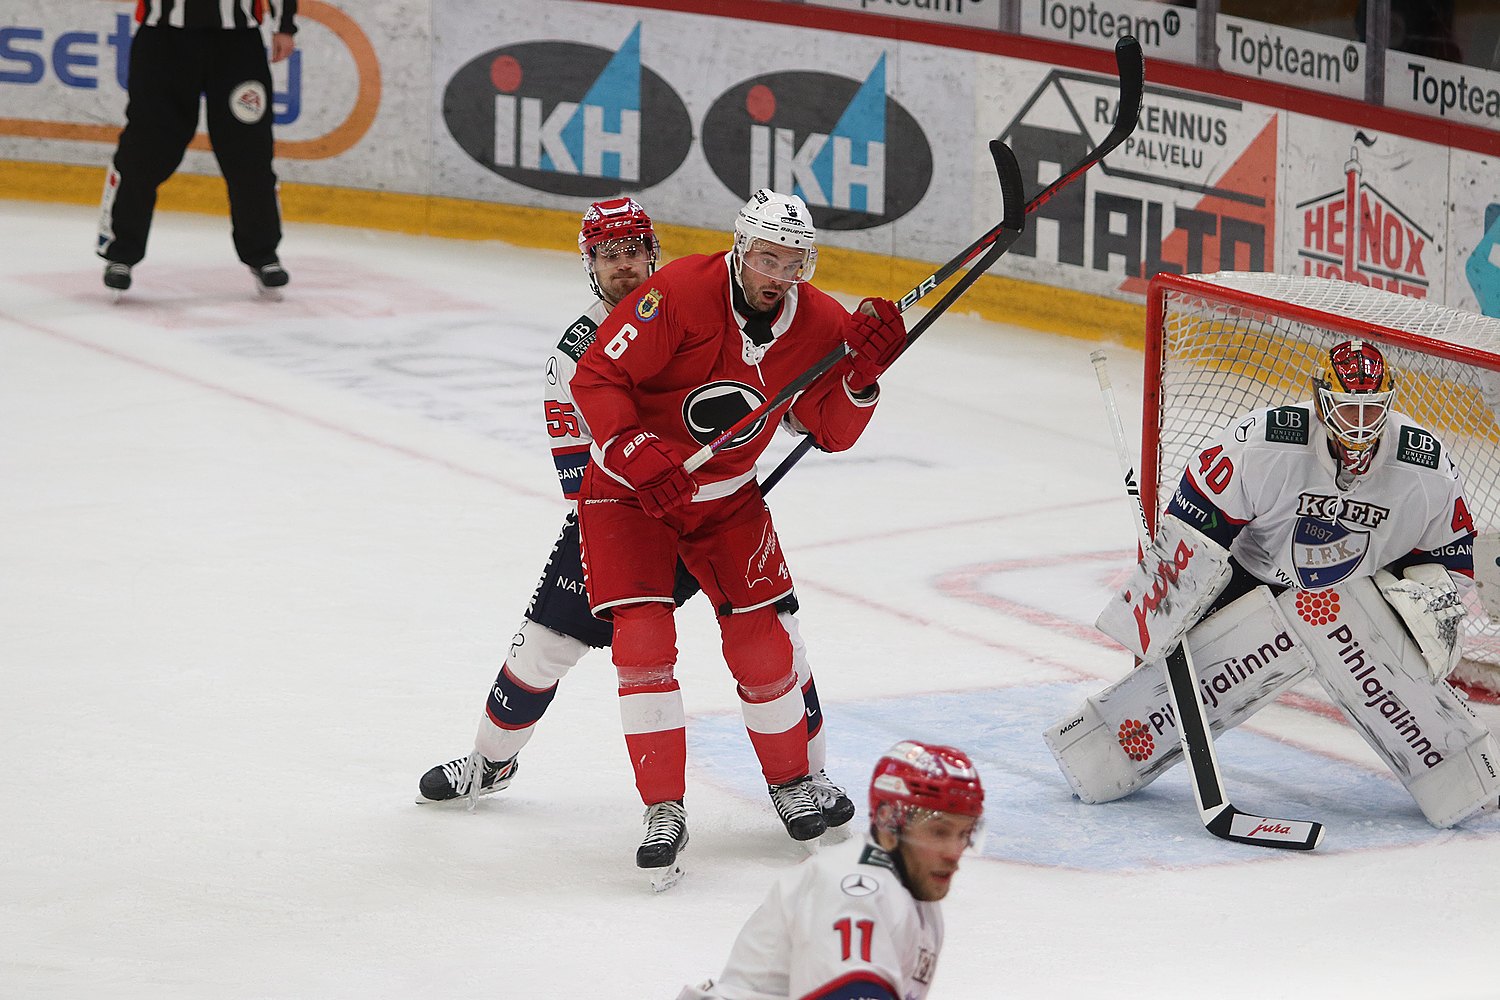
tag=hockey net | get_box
[1144,272,1500,698]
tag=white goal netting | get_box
[1146,272,1500,685]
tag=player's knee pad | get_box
[504,620,590,690]
[1045,586,1314,803]
[1282,578,1500,828]
[721,606,795,701]
[611,601,678,689]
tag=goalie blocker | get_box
[1048,578,1500,828]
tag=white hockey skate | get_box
[637,800,687,892]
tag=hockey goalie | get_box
[1046,340,1500,829]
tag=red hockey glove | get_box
[606,429,698,517]
[842,297,906,391]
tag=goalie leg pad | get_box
[1047,587,1314,803]
[1280,579,1500,828]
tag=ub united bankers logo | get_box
[701,55,931,230]
[442,25,692,196]
[683,381,767,451]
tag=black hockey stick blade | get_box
[1164,646,1325,851]
[1024,35,1144,215]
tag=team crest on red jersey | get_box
[635,288,664,321]
[683,381,767,450]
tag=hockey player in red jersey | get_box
[416,198,856,852]
[679,741,985,1000]
[570,189,907,879]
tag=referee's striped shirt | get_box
[136,0,297,33]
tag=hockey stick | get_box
[684,139,1027,475]
[1091,350,1324,851]
[756,35,1147,491]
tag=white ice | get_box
[4,201,1499,1000]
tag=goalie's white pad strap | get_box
[1047,587,1312,803]
[1375,565,1465,682]
[1280,578,1500,828]
[1095,516,1233,662]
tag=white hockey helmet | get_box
[733,189,818,284]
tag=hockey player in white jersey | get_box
[679,741,984,1000]
[416,198,855,881]
[1049,339,1499,828]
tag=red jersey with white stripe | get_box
[571,252,876,501]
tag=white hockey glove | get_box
[1096,516,1233,662]
[1375,564,1465,683]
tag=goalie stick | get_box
[1091,349,1325,851]
[757,34,1147,493]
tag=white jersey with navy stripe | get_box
[693,836,943,1000]
[544,298,607,501]
[1167,401,1472,589]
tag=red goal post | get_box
[1143,272,1500,688]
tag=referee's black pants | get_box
[98,26,282,268]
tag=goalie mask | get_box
[733,189,818,286]
[579,197,659,303]
[1314,339,1395,478]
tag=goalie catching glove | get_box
[840,297,905,392]
[605,429,698,518]
[1096,515,1233,662]
[1375,564,1466,682]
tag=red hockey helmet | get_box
[1313,339,1395,476]
[869,740,984,837]
[578,196,659,299]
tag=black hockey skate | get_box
[637,799,688,892]
[251,260,290,299]
[769,775,828,844]
[103,262,132,298]
[416,751,517,806]
[809,769,856,841]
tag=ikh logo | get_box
[700,55,932,230]
[1296,132,1433,297]
[682,381,768,451]
[441,24,691,196]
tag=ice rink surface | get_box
[5,201,1500,999]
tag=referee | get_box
[97,0,297,296]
